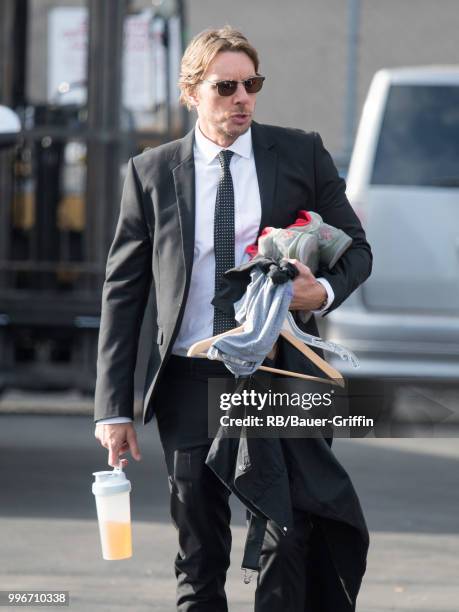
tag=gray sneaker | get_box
[317,221,353,269]
[258,228,319,271]
[258,211,352,271]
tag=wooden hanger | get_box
[187,320,345,388]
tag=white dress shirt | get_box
[171,122,262,355]
[97,123,334,425]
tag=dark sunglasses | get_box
[202,75,265,97]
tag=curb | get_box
[0,391,144,417]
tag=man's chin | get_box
[224,117,252,137]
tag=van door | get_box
[362,83,459,312]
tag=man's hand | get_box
[287,259,327,311]
[94,422,142,468]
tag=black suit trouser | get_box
[154,355,314,612]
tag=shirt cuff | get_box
[311,277,335,316]
[96,416,133,425]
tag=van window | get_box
[371,84,459,187]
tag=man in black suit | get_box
[94,26,372,612]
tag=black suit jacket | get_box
[94,121,372,423]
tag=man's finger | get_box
[286,258,311,276]
[126,428,142,461]
[94,423,140,466]
[107,431,124,466]
[108,441,131,467]
[108,443,121,467]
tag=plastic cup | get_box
[92,466,132,560]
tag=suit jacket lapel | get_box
[171,128,195,286]
[251,121,277,233]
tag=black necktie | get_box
[213,149,237,334]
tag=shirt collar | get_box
[194,120,252,164]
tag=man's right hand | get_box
[94,422,142,468]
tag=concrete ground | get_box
[0,409,458,611]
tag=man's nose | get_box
[232,82,250,104]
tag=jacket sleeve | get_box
[312,132,372,315]
[94,158,153,421]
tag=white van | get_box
[326,66,459,380]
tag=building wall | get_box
[23,0,459,157]
[187,0,459,156]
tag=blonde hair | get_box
[178,26,260,109]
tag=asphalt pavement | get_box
[0,411,458,611]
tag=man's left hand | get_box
[287,259,327,311]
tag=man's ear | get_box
[186,85,199,109]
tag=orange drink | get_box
[101,521,132,560]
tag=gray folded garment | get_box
[208,268,293,377]
[208,269,360,377]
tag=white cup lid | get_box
[92,466,131,496]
